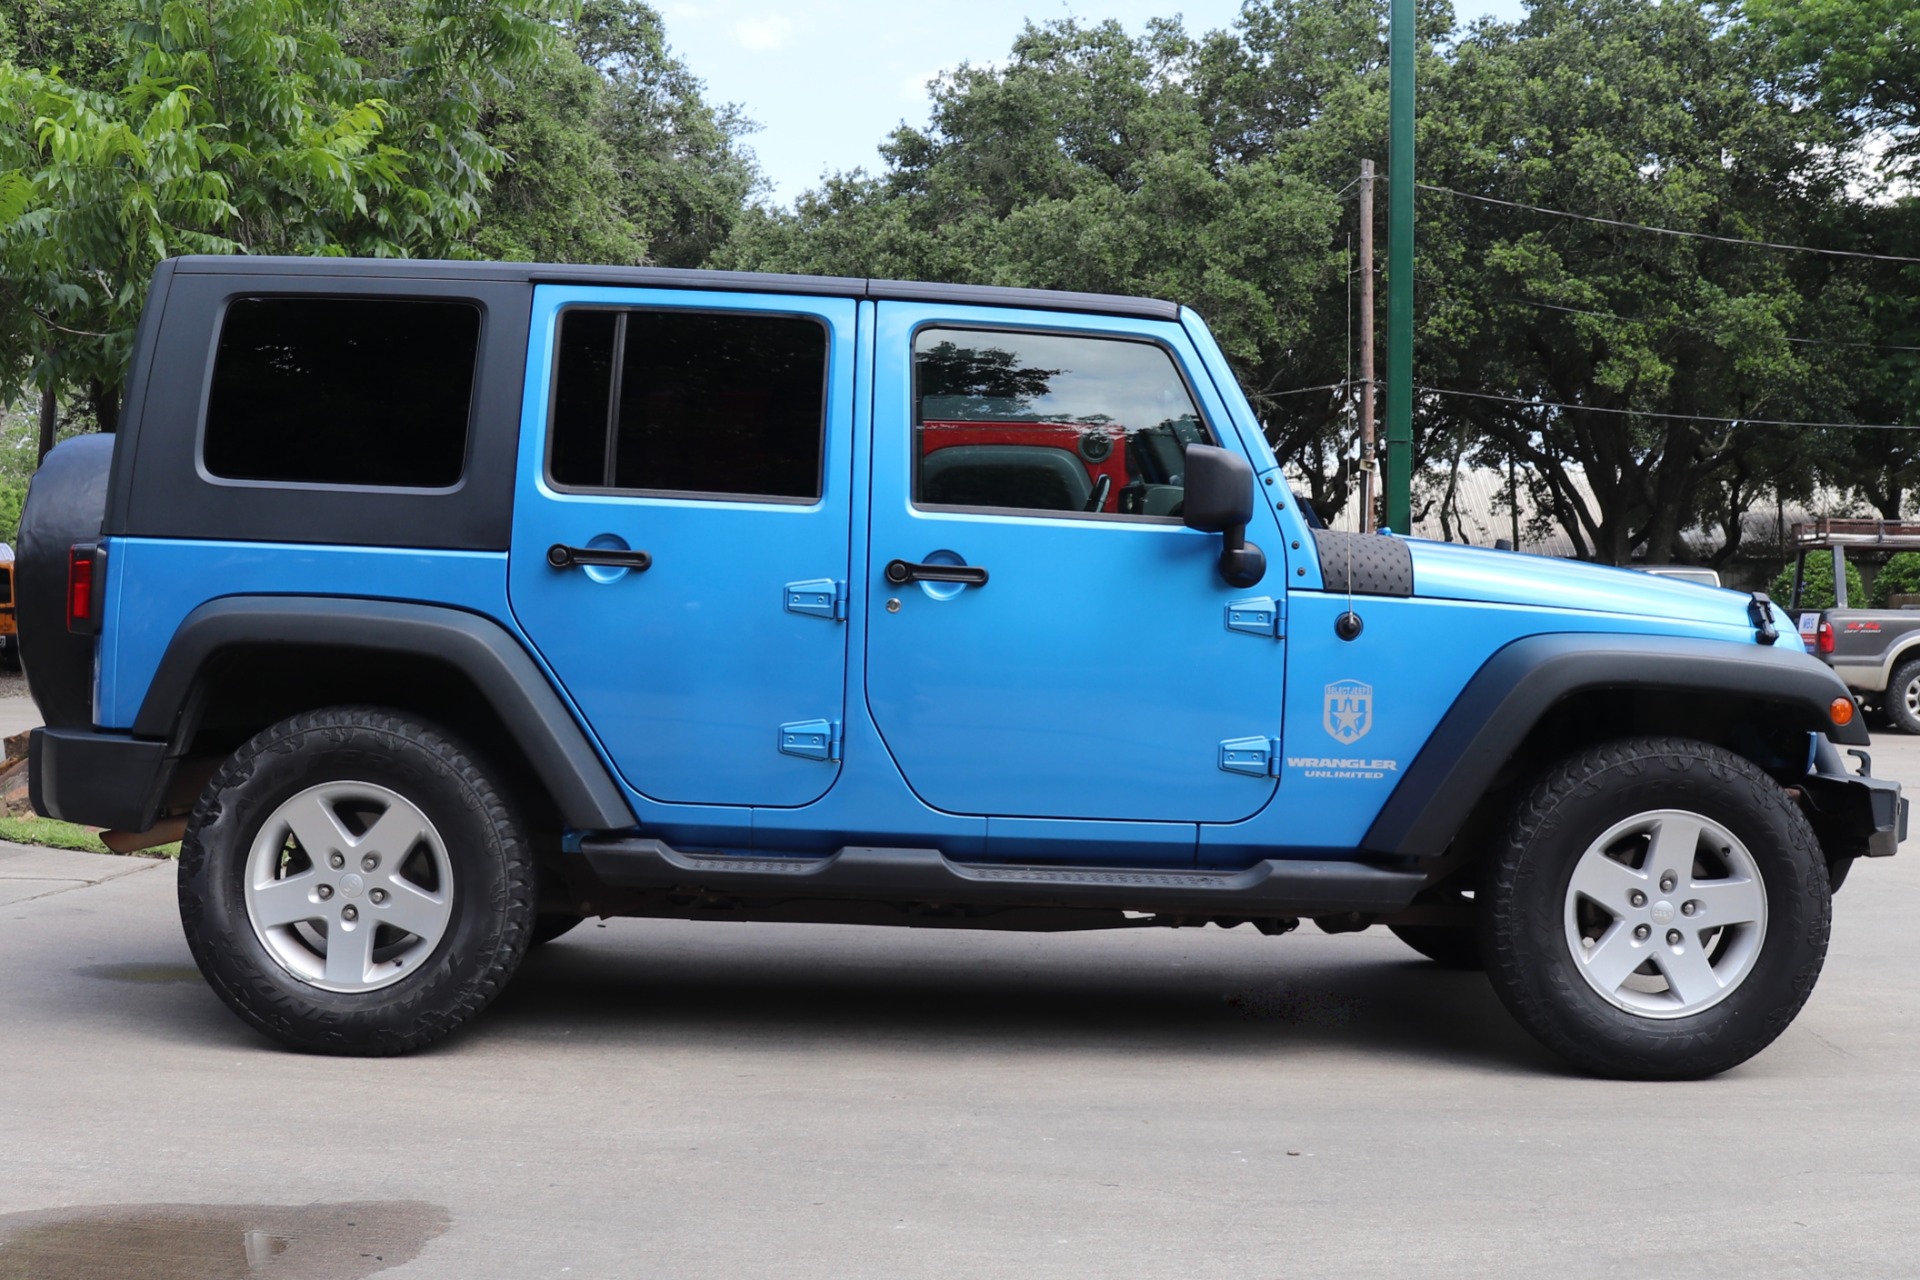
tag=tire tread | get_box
[178,706,536,1056]
[1481,735,1830,1080]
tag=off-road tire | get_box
[178,707,536,1055]
[1481,736,1830,1080]
[1886,658,1920,735]
[1389,924,1484,970]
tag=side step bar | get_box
[575,838,1426,918]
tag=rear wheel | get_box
[1886,657,1920,735]
[178,707,536,1055]
[1481,736,1829,1080]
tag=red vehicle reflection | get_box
[919,420,1129,514]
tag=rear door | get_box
[862,303,1285,835]
[510,285,857,808]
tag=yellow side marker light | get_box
[1831,698,1856,728]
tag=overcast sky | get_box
[660,0,1533,205]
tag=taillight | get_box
[1816,620,1835,654]
[67,543,99,635]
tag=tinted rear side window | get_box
[549,308,827,501]
[203,297,481,488]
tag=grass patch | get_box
[0,814,179,858]
[0,814,108,853]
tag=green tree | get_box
[725,3,1446,520]
[0,403,61,542]
[0,0,570,443]
[346,0,758,268]
[1422,0,1864,564]
[1747,0,1920,178]
[467,45,649,264]
[1771,553,1867,610]
[724,0,1882,545]
[1745,0,1920,522]
[566,0,758,268]
[0,0,139,90]
[1873,551,1920,605]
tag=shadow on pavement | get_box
[60,919,1562,1074]
[484,924,1561,1075]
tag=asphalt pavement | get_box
[1,740,1917,1278]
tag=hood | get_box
[1405,539,1780,642]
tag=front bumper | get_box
[1804,738,1906,861]
[28,727,172,832]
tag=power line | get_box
[1264,380,1916,429]
[1263,381,1350,399]
[1417,182,1920,266]
[1423,385,1915,431]
[1506,298,1920,355]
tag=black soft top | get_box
[168,256,1182,322]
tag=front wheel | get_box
[1481,737,1830,1080]
[178,707,536,1055]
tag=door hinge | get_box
[779,718,843,762]
[784,578,848,621]
[1225,595,1284,638]
[1218,736,1280,778]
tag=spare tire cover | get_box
[19,434,115,728]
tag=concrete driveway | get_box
[0,692,41,742]
[2,740,1917,1278]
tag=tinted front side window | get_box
[549,308,827,500]
[204,297,480,487]
[912,328,1208,519]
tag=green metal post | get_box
[1384,0,1415,534]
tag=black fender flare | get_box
[135,596,635,831]
[1360,633,1867,859]
[1876,635,1920,684]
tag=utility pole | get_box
[1384,0,1415,534]
[1357,159,1376,533]
[1508,449,1520,549]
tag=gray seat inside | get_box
[921,445,1093,512]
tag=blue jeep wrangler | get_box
[18,257,1905,1077]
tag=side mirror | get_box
[1182,444,1266,588]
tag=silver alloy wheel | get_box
[1562,808,1767,1018]
[243,781,454,993]
[1904,673,1920,718]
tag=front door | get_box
[863,303,1285,830]
[511,285,856,808]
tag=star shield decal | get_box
[1323,680,1373,744]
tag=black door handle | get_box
[548,543,653,571]
[884,559,988,586]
